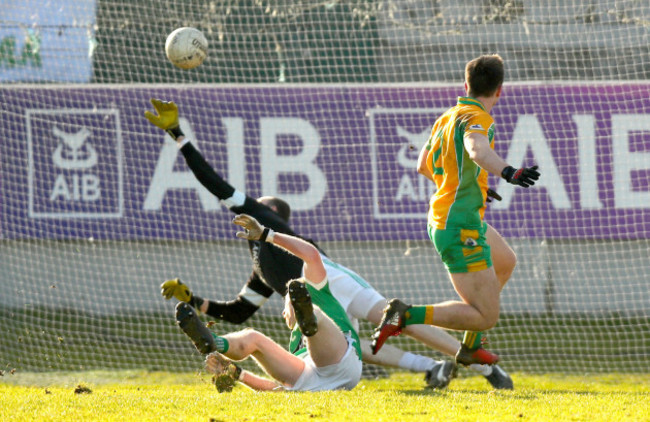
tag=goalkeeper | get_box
[145,98,512,389]
[176,214,362,392]
[372,55,539,384]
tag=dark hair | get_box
[259,196,291,222]
[465,54,504,98]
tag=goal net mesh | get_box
[2,0,649,376]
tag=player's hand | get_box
[486,188,502,203]
[233,214,264,240]
[160,278,193,302]
[501,165,540,188]
[206,353,241,393]
[144,98,184,140]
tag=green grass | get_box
[1,370,649,422]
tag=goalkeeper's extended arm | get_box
[144,99,297,235]
[203,274,274,324]
[143,99,270,222]
[160,278,205,310]
[181,142,296,234]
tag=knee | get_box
[227,328,262,357]
[238,327,263,344]
[478,308,500,331]
[468,299,500,331]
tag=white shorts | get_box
[288,340,362,392]
[325,260,385,330]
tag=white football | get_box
[165,27,208,69]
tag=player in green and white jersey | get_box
[176,214,362,392]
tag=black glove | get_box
[486,188,502,203]
[501,165,540,188]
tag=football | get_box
[164,27,208,69]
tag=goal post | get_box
[1,0,649,375]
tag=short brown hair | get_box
[258,196,291,222]
[465,54,504,98]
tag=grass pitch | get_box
[1,370,648,422]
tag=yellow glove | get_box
[160,278,193,302]
[144,98,184,140]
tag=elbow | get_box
[416,162,432,180]
[229,313,253,325]
[217,309,254,325]
[468,149,486,166]
[416,157,429,176]
[466,147,480,162]
[303,247,322,267]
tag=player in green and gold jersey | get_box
[372,55,539,389]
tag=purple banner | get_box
[2,84,650,240]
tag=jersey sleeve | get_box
[463,112,494,138]
[180,141,239,202]
[180,141,296,235]
[204,271,274,324]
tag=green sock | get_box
[462,331,483,349]
[214,335,229,353]
[404,305,434,326]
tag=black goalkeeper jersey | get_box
[180,141,325,323]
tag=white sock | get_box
[398,352,437,372]
[470,363,493,376]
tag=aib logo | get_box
[27,109,123,218]
[50,126,100,201]
[368,108,442,219]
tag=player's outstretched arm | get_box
[181,142,296,232]
[160,278,208,312]
[205,352,285,392]
[237,370,285,392]
[143,98,255,210]
[202,274,274,324]
[160,275,272,324]
[144,99,296,233]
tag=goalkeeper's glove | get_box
[501,165,540,188]
[144,98,185,140]
[161,278,194,303]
